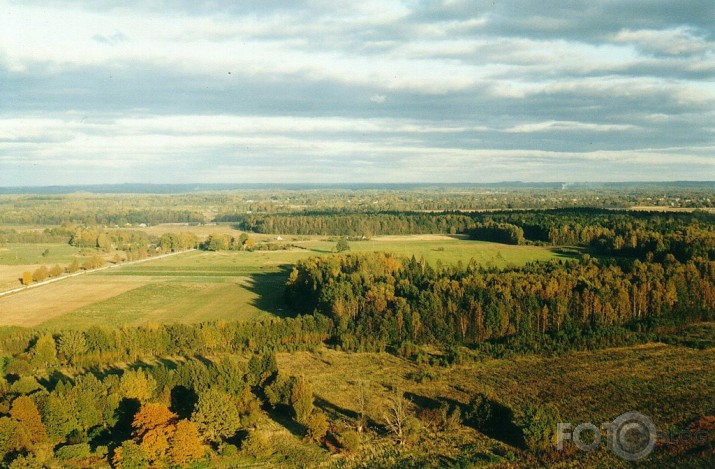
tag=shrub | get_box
[220,443,239,459]
[241,430,274,458]
[518,404,561,453]
[55,443,91,460]
[465,393,513,433]
[8,454,42,469]
[305,411,329,443]
[336,429,361,452]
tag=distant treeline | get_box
[285,252,714,352]
[0,227,72,245]
[2,186,713,226]
[231,209,714,261]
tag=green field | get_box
[0,242,87,265]
[1,236,563,330]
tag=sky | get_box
[1,0,714,186]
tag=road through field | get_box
[0,249,196,299]
[0,250,196,327]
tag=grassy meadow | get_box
[0,234,563,329]
[0,243,92,291]
[276,337,715,467]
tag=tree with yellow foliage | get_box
[21,271,32,286]
[170,419,204,467]
[10,396,47,445]
[132,403,177,465]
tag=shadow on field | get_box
[313,395,385,433]
[243,265,296,318]
[549,246,586,260]
[405,391,523,448]
[315,395,359,420]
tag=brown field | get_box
[0,264,35,291]
[131,223,245,239]
[0,275,145,327]
[630,206,715,213]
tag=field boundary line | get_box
[0,249,196,299]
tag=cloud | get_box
[92,31,128,46]
[613,27,713,57]
[0,0,712,185]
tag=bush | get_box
[518,404,561,453]
[94,446,108,458]
[55,443,91,460]
[8,455,42,469]
[465,393,498,431]
[220,443,239,459]
[336,429,361,452]
[305,411,329,443]
[405,368,438,383]
[241,431,274,458]
[10,376,43,394]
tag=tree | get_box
[0,417,30,461]
[120,369,157,403]
[247,351,277,386]
[132,403,177,465]
[43,393,80,442]
[191,388,240,444]
[290,375,314,425]
[32,265,49,283]
[112,440,149,469]
[205,234,231,251]
[49,264,63,278]
[383,389,416,445]
[58,330,87,364]
[7,454,43,469]
[336,238,350,252]
[518,404,561,453]
[356,380,368,433]
[21,271,32,286]
[170,419,204,467]
[305,411,329,443]
[30,334,57,368]
[10,396,47,445]
[465,392,503,432]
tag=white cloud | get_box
[0,1,713,185]
[505,121,638,133]
[613,27,713,57]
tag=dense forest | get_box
[285,253,713,352]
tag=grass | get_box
[276,333,715,467]
[0,242,95,290]
[40,279,282,329]
[1,236,562,330]
[0,242,86,265]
